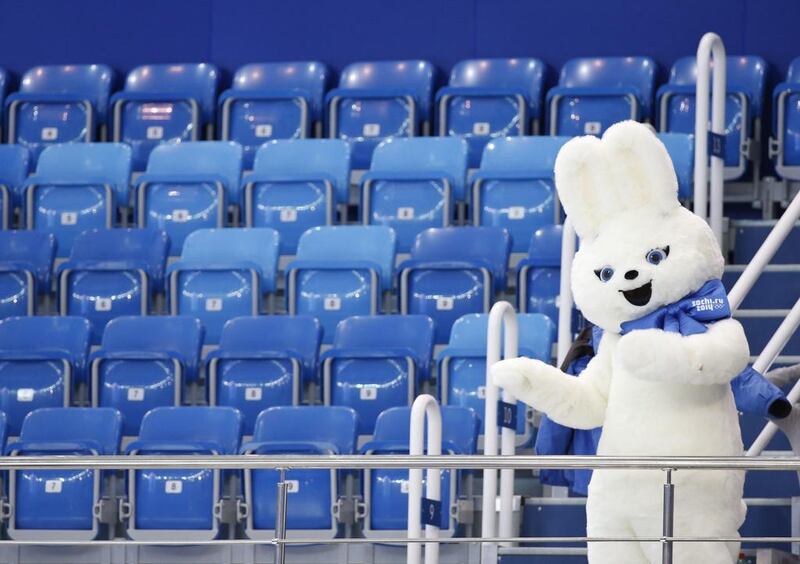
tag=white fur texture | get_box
[493,121,749,563]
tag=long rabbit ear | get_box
[554,121,680,240]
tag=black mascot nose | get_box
[624,270,639,280]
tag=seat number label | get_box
[255,124,273,138]
[165,480,183,494]
[508,206,525,220]
[363,123,381,137]
[286,480,300,493]
[245,387,262,401]
[397,207,415,220]
[172,209,190,223]
[280,209,298,222]
[324,296,341,311]
[584,121,602,135]
[436,297,454,311]
[421,498,442,527]
[360,387,378,400]
[127,387,145,401]
[60,212,78,226]
[41,127,59,141]
[400,480,410,494]
[477,385,486,399]
[95,298,112,312]
[146,126,164,140]
[45,480,63,493]
[205,298,223,312]
[16,388,34,402]
[472,122,491,135]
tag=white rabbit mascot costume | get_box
[492,121,748,563]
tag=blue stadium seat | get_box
[361,137,468,252]
[737,315,800,358]
[731,220,800,264]
[286,226,396,343]
[240,406,358,538]
[134,141,243,255]
[243,139,350,255]
[57,229,168,343]
[122,406,242,540]
[547,57,657,136]
[111,63,220,170]
[399,227,510,343]
[327,60,436,169]
[771,57,800,180]
[360,406,478,537]
[320,315,434,437]
[5,65,114,164]
[167,228,279,343]
[5,407,122,540]
[437,313,555,441]
[521,499,587,550]
[22,143,132,257]
[517,225,563,326]
[0,67,7,129]
[657,132,694,200]
[437,58,546,166]
[0,317,90,435]
[471,137,568,252]
[220,62,330,168]
[90,316,204,436]
[722,266,799,310]
[208,316,321,434]
[657,56,766,181]
[0,145,31,227]
[0,231,55,318]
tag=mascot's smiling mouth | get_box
[620,281,652,306]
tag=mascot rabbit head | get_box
[555,121,723,333]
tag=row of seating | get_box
[0,56,786,180]
[0,311,554,438]
[0,404,477,540]
[0,134,693,257]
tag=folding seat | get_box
[320,315,434,437]
[90,316,204,436]
[471,137,568,252]
[207,316,321,434]
[771,57,800,180]
[219,62,330,168]
[517,225,563,326]
[0,317,90,435]
[242,139,350,256]
[239,406,358,538]
[0,67,7,136]
[167,228,279,343]
[134,141,243,256]
[360,405,478,537]
[658,56,766,182]
[361,137,468,252]
[731,220,800,264]
[657,132,694,200]
[521,498,587,554]
[121,406,242,540]
[436,58,546,166]
[0,145,31,228]
[57,229,169,343]
[4,407,122,540]
[5,65,114,163]
[437,313,554,442]
[111,63,220,170]
[547,57,657,136]
[0,231,55,319]
[326,60,436,169]
[398,227,510,343]
[286,226,395,343]
[22,143,132,257]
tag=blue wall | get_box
[0,0,796,85]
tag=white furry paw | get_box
[615,329,689,382]
[491,357,545,398]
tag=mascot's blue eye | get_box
[646,247,670,265]
[595,266,615,282]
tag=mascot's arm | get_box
[616,318,750,385]
[491,351,611,430]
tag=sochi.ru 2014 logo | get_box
[691,297,725,312]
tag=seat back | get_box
[0,68,6,108]
[332,315,434,370]
[339,60,436,118]
[480,136,570,174]
[220,314,319,368]
[252,405,358,453]
[19,65,114,122]
[138,406,242,454]
[0,230,55,289]
[125,64,219,124]
[232,62,329,121]
[146,141,243,199]
[0,316,90,369]
[252,139,351,204]
[0,412,7,452]
[448,312,554,362]
[786,57,800,82]
[524,224,562,268]
[656,133,694,199]
[36,143,132,203]
[69,228,168,279]
[101,315,203,367]
[373,405,479,454]
[19,407,121,454]
[450,58,545,109]
[0,145,31,207]
[296,226,396,289]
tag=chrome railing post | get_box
[662,469,675,564]
[274,467,289,564]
